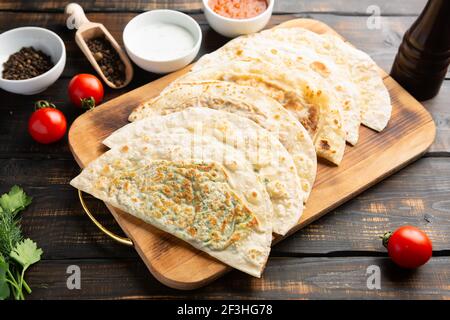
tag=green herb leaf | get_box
[10,239,43,269]
[0,210,23,258]
[0,254,11,300]
[0,186,32,257]
[0,185,32,216]
[0,186,40,300]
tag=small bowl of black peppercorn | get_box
[0,27,66,95]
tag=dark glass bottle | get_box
[390,0,450,101]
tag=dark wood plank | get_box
[0,158,137,259]
[0,13,434,77]
[0,0,204,12]
[0,12,445,79]
[0,0,428,15]
[423,82,450,155]
[1,13,449,157]
[2,157,449,260]
[26,256,450,299]
[1,11,446,78]
[67,14,438,287]
[277,157,450,254]
[0,77,146,159]
[0,12,229,78]
[271,0,427,15]
[1,1,448,299]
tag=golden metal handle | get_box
[78,190,133,247]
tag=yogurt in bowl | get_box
[124,10,202,74]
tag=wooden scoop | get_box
[65,3,133,89]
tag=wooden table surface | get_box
[1,0,449,300]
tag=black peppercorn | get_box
[2,47,54,80]
[86,37,126,86]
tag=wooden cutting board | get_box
[68,19,436,290]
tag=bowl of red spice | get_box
[202,0,274,38]
[0,27,66,95]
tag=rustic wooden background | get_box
[1,0,449,299]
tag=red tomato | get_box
[28,101,67,144]
[68,74,104,109]
[383,226,432,269]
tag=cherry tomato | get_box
[68,74,104,109]
[28,101,67,144]
[383,226,432,269]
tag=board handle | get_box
[78,190,134,247]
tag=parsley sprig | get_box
[0,186,43,300]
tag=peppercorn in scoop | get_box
[87,36,126,87]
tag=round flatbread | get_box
[71,149,272,277]
[104,107,304,236]
[260,27,391,132]
[130,80,317,202]
[193,35,361,145]
[174,60,346,165]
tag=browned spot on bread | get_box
[284,91,318,136]
[344,100,351,111]
[230,233,241,243]
[320,139,331,150]
[310,61,331,77]
[188,227,197,237]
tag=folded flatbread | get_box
[192,36,361,145]
[116,133,274,231]
[174,60,346,165]
[130,80,317,202]
[104,107,304,235]
[71,152,272,277]
[260,27,392,132]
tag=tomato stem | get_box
[34,100,56,110]
[381,231,393,248]
[80,96,96,110]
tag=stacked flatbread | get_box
[71,26,392,277]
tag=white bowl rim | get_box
[0,26,66,84]
[123,9,202,63]
[202,0,274,23]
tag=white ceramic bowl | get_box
[0,27,66,95]
[202,0,274,38]
[123,10,202,74]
